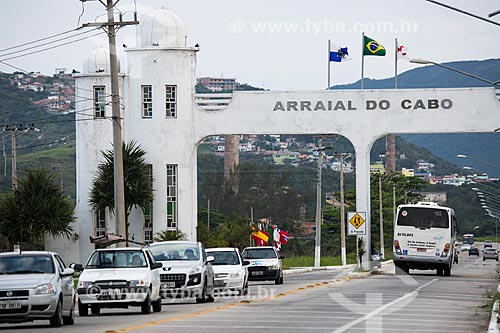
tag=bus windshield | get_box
[397,207,449,229]
[463,234,475,245]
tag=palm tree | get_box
[0,168,74,249]
[90,141,153,245]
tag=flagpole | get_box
[395,38,398,89]
[361,32,365,90]
[328,39,331,90]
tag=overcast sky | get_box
[1,0,499,90]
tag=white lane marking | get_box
[331,278,438,333]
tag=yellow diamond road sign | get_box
[347,212,366,235]
[349,213,364,229]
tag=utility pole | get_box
[81,0,138,245]
[3,124,38,189]
[379,174,385,258]
[11,128,17,189]
[314,151,323,268]
[313,145,333,268]
[339,153,346,266]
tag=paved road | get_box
[0,250,497,332]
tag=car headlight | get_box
[269,264,278,270]
[78,281,92,289]
[130,280,146,287]
[34,283,56,295]
[189,265,203,275]
[230,271,243,278]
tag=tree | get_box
[90,141,153,245]
[155,229,187,241]
[0,168,74,249]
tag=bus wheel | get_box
[443,266,451,276]
[436,268,443,276]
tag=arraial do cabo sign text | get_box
[273,98,453,112]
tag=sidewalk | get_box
[488,285,500,332]
[284,259,394,277]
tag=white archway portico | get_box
[194,87,500,267]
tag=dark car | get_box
[468,247,480,256]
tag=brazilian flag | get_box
[363,36,386,56]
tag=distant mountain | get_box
[332,58,500,176]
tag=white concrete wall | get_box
[70,73,126,263]
[124,47,198,243]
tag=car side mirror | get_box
[70,263,83,272]
[279,255,285,260]
[61,267,75,277]
[207,256,215,263]
[151,262,162,270]
[242,260,251,266]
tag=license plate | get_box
[162,282,176,288]
[0,301,21,309]
[101,288,121,296]
[252,271,264,276]
[417,248,427,252]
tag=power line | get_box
[0,27,82,53]
[0,28,101,58]
[0,31,105,62]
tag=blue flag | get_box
[330,47,349,62]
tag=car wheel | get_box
[152,296,162,313]
[63,299,75,325]
[49,299,63,327]
[484,258,486,261]
[443,266,451,277]
[91,304,100,315]
[196,283,208,304]
[141,290,152,314]
[78,299,88,317]
[436,268,443,276]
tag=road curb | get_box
[488,285,500,332]
[284,260,393,276]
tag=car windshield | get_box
[0,254,54,274]
[486,248,497,252]
[85,250,147,269]
[242,248,277,259]
[207,251,240,265]
[148,243,200,261]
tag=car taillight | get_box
[394,240,401,255]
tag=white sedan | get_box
[206,248,249,296]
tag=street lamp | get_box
[410,59,500,88]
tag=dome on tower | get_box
[137,8,186,48]
[83,47,120,74]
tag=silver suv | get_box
[0,251,75,327]
[147,241,215,303]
